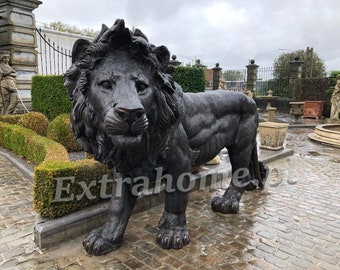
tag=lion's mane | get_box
[64,19,180,171]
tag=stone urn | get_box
[258,122,289,150]
[289,101,305,123]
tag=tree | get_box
[274,49,326,79]
[172,66,205,93]
[45,21,99,37]
[222,70,246,81]
[272,49,327,97]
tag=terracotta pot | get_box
[303,101,324,119]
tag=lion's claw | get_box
[83,228,122,256]
[211,196,240,214]
[156,227,190,249]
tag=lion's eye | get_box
[100,80,112,90]
[136,81,148,94]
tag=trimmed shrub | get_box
[31,75,72,121]
[47,114,81,152]
[18,112,49,137]
[172,66,206,93]
[0,114,24,125]
[34,159,112,217]
[0,119,112,217]
[0,121,69,165]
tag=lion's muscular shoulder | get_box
[180,90,258,149]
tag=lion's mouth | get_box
[110,134,144,149]
[104,111,149,149]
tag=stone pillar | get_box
[193,59,205,68]
[167,55,181,75]
[0,0,42,101]
[289,57,303,100]
[169,55,181,67]
[246,59,258,96]
[212,63,221,90]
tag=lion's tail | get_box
[251,143,268,189]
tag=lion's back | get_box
[183,90,257,117]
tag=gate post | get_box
[0,0,42,108]
[289,57,303,100]
[246,59,258,97]
[212,63,222,90]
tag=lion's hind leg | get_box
[211,142,255,214]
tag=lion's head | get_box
[64,19,180,171]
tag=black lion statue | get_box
[64,19,268,256]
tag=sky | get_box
[34,0,340,73]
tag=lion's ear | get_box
[93,24,109,43]
[153,45,170,68]
[72,39,91,63]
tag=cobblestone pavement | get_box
[1,128,340,269]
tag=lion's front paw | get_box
[156,227,190,249]
[83,228,122,256]
[211,195,240,214]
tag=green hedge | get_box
[31,75,72,121]
[0,121,69,164]
[172,66,205,93]
[47,114,81,152]
[0,114,24,125]
[34,159,112,217]
[1,112,49,137]
[18,112,49,137]
[0,120,112,218]
[294,78,332,117]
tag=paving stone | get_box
[291,257,312,269]
[264,254,287,268]
[274,250,289,260]
[314,251,339,265]
[256,243,276,254]
[0,258,19,269]
[2,247,26,260]
[248,258,280,269]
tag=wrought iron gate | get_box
[35,28,72,75]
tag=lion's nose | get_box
[115,107,145,124]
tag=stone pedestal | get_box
[259,122,289,150]
[267,107,277,122]
[0,0,42,102]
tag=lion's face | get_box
[87,52,156,149]
[65,20,180,166]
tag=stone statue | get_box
[64,19,268,256]
[330,75,340,120]
[0,51,19,115]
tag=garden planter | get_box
[258,122,289,150]
[303,101,324,119]
[289,101,305,122]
